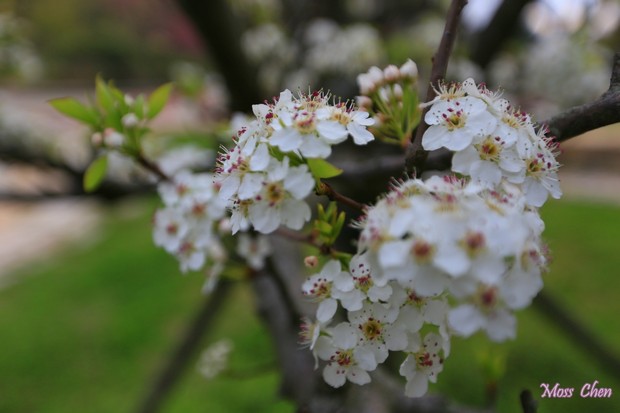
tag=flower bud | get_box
[124,94,135,106]
[103,128,124,148]
[378,86,390,103]
[367,66,384,85]
[400,59,418,80]
[355,95,372,110]
[357,73,375,95]
[304,255,319,268]
[392,84,404,100]
[383,64,400,82]
[91,132,103,147]
[122,113,139,128]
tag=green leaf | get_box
[334,211,346,236]
[83,155,108,192]
[307,158,343,179]
[317,221,333,236]
[48,97,99,126]
[133,94,146,119]
[96,75,116,113]
[146,83,173,119]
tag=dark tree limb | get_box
[135,279,234,413]
[519,390,537,413]
[469,0,534,69]
[250,270,322,409]
[406,0,468,175]
[251,251,496,413]
[175,0,265,112]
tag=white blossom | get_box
[400,333,445,397]
[314,322,376,387]
[236,233,272,270]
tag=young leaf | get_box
[49,97,99,126]
[307,158,343,179]
[83,155,108,192]
[96,75,116,113]
[147,83,173,119]
[133,94,146,119]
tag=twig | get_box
[275,227,319,248]
[136,152,169,182]
[405,0,469,175]
[316,181,365,212]
[134,279,234,413]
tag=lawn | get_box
[0,196,618,412]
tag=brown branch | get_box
[251,254,496,413]
[136,152,170,182]
[262,256,303,328]
[316,181,365,212]
[134,279,234,413]
[275,227,321,249]
[544,52,620,142]
[406,0,469,175]
[470,0,534,69]
[250,261,320,407]
[519,390,538,413]
[175,0,265,112]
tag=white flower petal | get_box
[404,372,429,398]
[448,304,484,337]
[271,128,303,152]
[317,299,338,323]
[317,121,348,143]
[348,121,374,145]
[347,366,371,385]
[323,363,347,388]
[249,143,270,171]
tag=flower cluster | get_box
[303,175,548,397]
[356,60,420,145]
[422,78,562,207]
[216,89,374,234]
[153,170,228,281]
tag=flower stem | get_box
[316,181,365,212]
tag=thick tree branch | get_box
[135,279,234,413]
[250,265,321,408]
[175,0,264,112]
[519,390,537,413]
[251,259,496,413]
[406,0,468,175]
[470,0,534,69]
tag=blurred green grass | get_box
[0,197,618,412]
